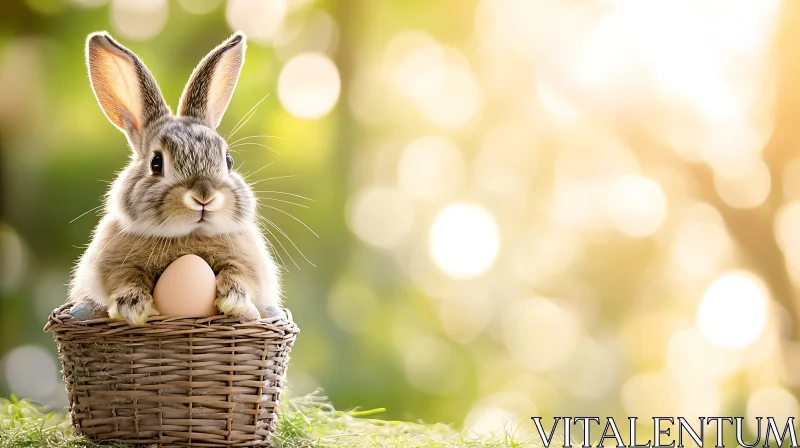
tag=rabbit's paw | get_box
[108,288,159,325]
[215,284,257,319]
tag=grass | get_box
[0,391,539,448]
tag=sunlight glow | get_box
[278,53,341,119]
[438,293,493,344]
[429,204,499,279]
[274,9,339,60]
[503,298,580,372]
[670,203,730,277]
[696,271,768,349]
[511,231,580,285]
[398,136,464,202]
[560,338,617,400]
[535,78,581,119]
[226,0,287,42]
[606,174,668,238]
[347,186,414,250]
[473,123,535,195]
[393,42,482,128]
[178,0,221,14]
[110,0,168,41]
[667,328,742,385]
[713,159,771,209]
[551,135,640,229]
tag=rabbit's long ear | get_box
[86,32,170,142]
[177,32,246,128]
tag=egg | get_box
[153,254,217,316]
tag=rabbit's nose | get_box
[185,190,222,211]
[192,197,212,206]
[185,178,222,210]
[192,178,215,200]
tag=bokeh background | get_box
[2,0,800,443]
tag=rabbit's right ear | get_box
[86,32,170,144]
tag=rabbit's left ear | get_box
[178,32,246,128]
[86,32,170,143]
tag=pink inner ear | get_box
[203,50,241,128]
[91,45,142,132]
[207,62,236,126]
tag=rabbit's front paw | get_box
[108,288,159,325]
[215,283,258,318]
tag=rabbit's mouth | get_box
[197,210,210,223]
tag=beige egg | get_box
[153,254,217,317]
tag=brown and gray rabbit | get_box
[68,31,281,324]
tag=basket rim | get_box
[44,302,299,335]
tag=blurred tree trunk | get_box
[742,0,800,340]
[678,0,800,342]
[684,0,800,363]
[622,0,800,346]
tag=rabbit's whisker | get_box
[255,220,297,271]
[251,190,314,201]
[144,236,161,269]
[259,234,289,272]
[239,161,276,181]
[258,204,319,238]
[96,219,139,258]
[113,223,159,273]
[226,233,237,258]
[227,134,285,146]
[257,197,308,208]
[255,213,316,267]
[229,142,279,155]
[157,236,172,268]
[229,141,278,150]
[69,204,104,224]
[226,93,270,140]
[255,217,301,270]
[252,218,292,270]
[228,108,258,141]
[229,175,299,195]
[240,175,299,191]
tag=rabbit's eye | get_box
[226,153,234,171]
[151,152,163,175]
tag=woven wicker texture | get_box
[44,303,299,447]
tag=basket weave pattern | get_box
[44,303,299,447]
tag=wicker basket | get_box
[44,303,299,447]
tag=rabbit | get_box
[67,31,282,325]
